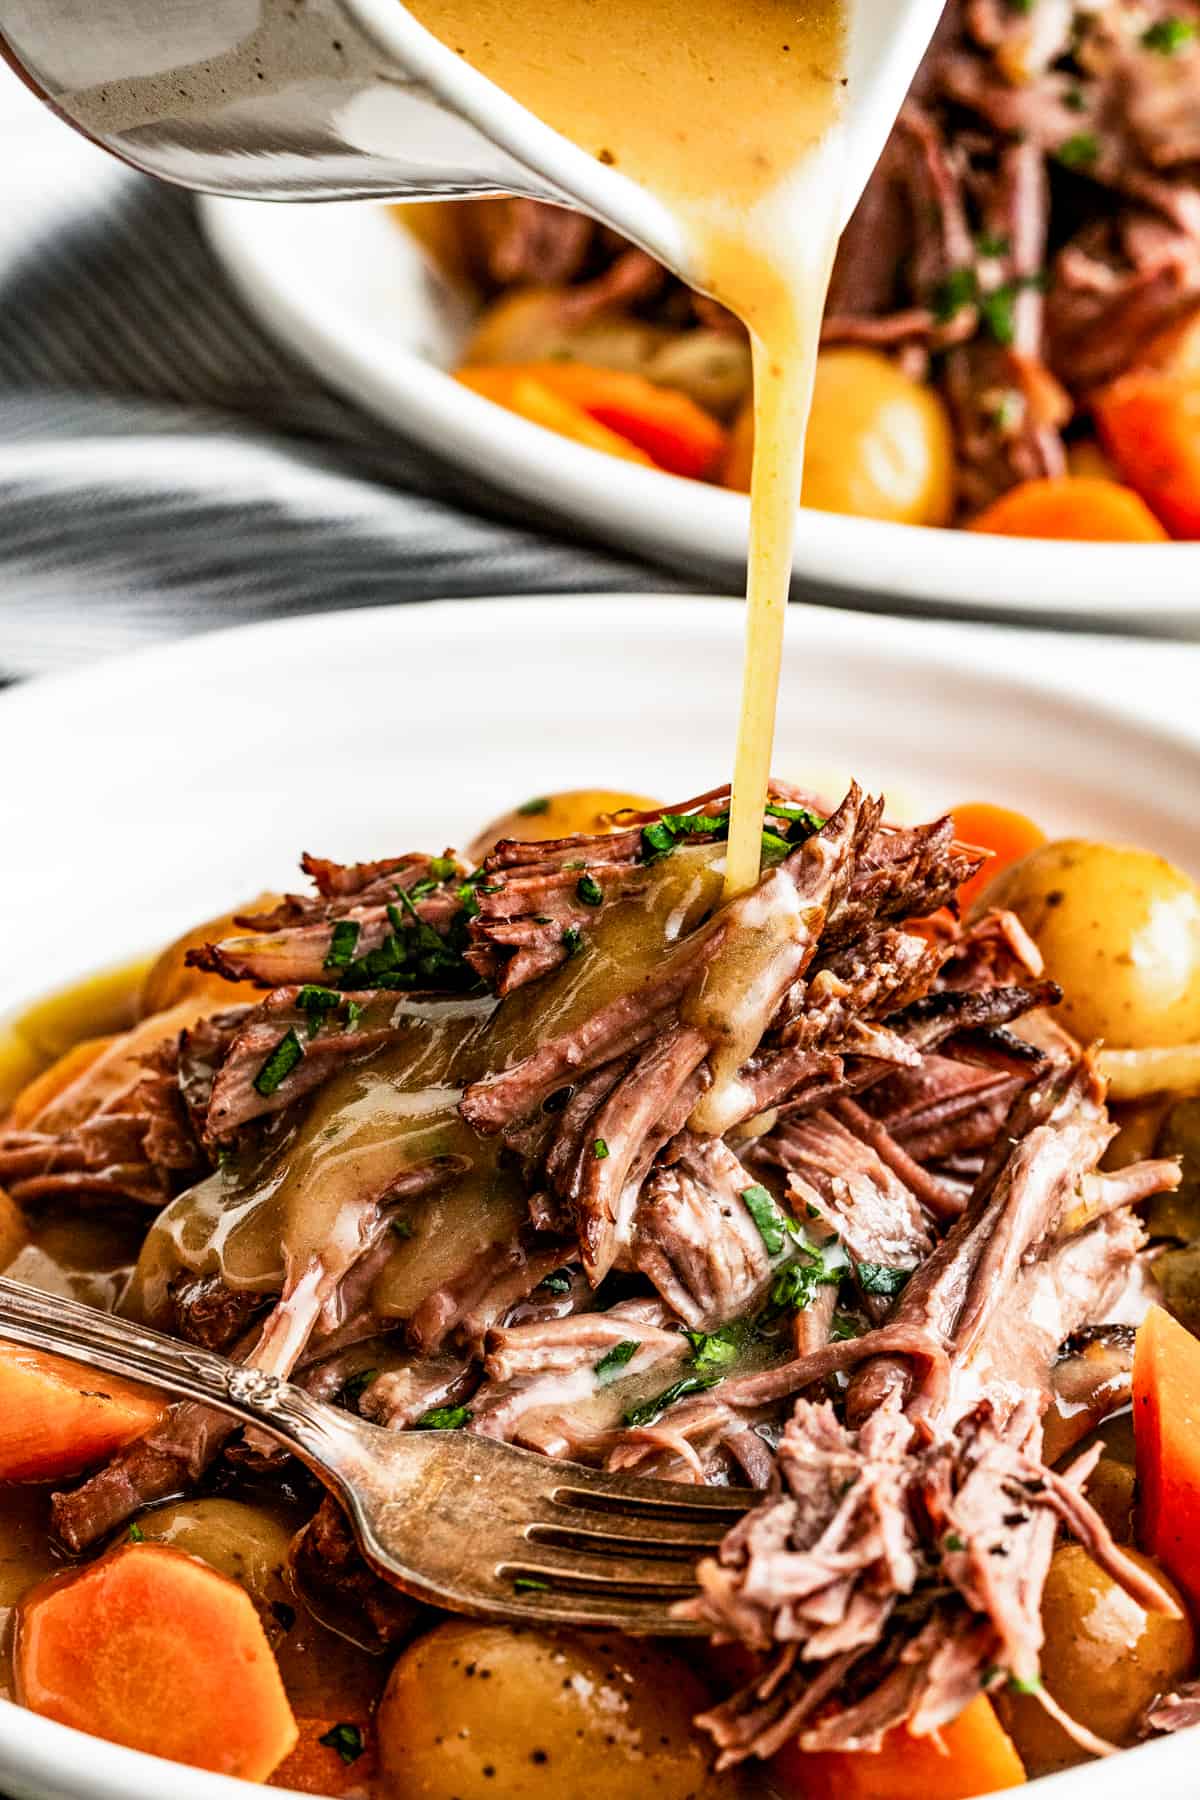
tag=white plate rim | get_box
[1,592,1199,1799]
[200,196,1200,629]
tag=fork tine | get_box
[546,1472,752,1521]
[526,1516,725,1558]
[500,1585,699,1635]
[502,1545,701,1593]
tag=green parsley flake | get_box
[253,1028,303,1097]
[593,1138,610,1160]
[324,918,361,969]
[391,1216,416,1240]
[976,231,1011,259]
[855,1262,913,1298]
[538,1269,573,1295]
[513,1576,550,1592]
[594,1339,640,1383]
[576,873,604,908]
[127,1522,145,1543]
[429,855,457,880]
[416,1405,472,1430]
[942,1530,966,1553]
[1009,1674,1043,1695]
[1143,15,1196,51]
[831,1313,865,1342]
[319,1723,365,1766]
[740,1184,788,1255]
[561,925,584,959]
[296,984,342,1039]
[341,1368,379,1406]
[771,1235,847,1311]
[518,796,551,816]
[623,1372,723,1429]
[685,1323,743,1371]
[933,266,976,324]
[344,999,365,1032]
[1057,131,1099,169]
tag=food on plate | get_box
[415,0,1200,539]
[2,781,1200,1793]
[967,476,1169,540]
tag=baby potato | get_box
[133,1499,295,1632]
[467,788,661,862]
[983,840,1200,1048]
[1003,1544,1193,1774]
[725,349,955,525]
[377,1619,741,1800]
[140,896,281,1016]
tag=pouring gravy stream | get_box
[403,0,849,897]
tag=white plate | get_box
[1,594,1199,1800]
[201,197,1200,629]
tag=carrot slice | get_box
[506,363,728,480]
[0,1342,166,1481]
[772,1696,1026,1799]
[1134,1303,1200,1618]
[269,1717,377,1794]
[1095,372,1200,538]
[0,1188,28,1268]
[17,1544,298,1781]
[951,803,1047,913]
[456,367,656,464]
[968,476,1168,541]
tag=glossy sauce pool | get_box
[401,0,849,895]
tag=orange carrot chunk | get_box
[455,367,656,465]
[968,475,1168,541]
[17,1544,298,1781]
[772,1695,1026,1799]
[508,363,728,480]
[0,1342,166,1482]
[1134,1304,1200,1619]
[951,802,1047,913]
[1096,372,1200,539]
[7,1037,116,1130]
[269,1717,378,1794]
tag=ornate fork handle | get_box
[0,1274,352,1469]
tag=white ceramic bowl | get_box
[1,595,1199,1799]
[200,199,1200,630]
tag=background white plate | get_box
[201,198,1200,631]
[1,594,1199,1800]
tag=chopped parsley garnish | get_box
[977,275,1043,348]
[594,1339,640,1383]
[319,1723,365,1766]
[1143,15,1195,52]
[575,873,604,908]
[933,266,977,324]
[538,1268,574,1295]
[391,1216,416,1240]
[771,1233,847,1310]
[513,1576,550,1592]
[335,883,476,991]
[1056,131,1099,169]
[296,984,343,1038]
[127,1522,145,1543]
[831,1312,865,1341]
[942,1530,966,1553]
[429,855,457,880]
[340,1368,379,1406]
[623,1372,723,1429]
[975,231,1011,259]
[855,1261,913,1298]
[518,796,551,816]
[416,1405,472,1430]
[344,999,365,1032]
[740,1184,788,1255]
[324,918,361,969]
[640,802,823,867]
[253,1028,303,1097]
[592,1138,610,1160]
[561,925,584,958]
[1009,1674,1043,1695]
[685,1322,744,1371]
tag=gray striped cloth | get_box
[0,80,689,686]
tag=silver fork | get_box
[0,1276,749,1634]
